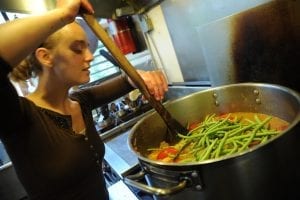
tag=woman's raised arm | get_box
[0,0,94,67]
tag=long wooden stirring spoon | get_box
[81,13,188,142]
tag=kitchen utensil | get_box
[81,13,188,141]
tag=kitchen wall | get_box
[142,6,184,84]
[145,0,272,83]
[144,0,299,91]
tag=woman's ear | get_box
[35,47,53,68]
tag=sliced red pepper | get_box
[157,147,178,160]
[276,125,288,131]
[188,122,200,131]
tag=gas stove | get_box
[101,111,154,200]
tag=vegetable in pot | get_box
[147,112,289,163]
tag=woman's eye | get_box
[71,46,84,54]
[72,49,83,54]
[70,41,87,54]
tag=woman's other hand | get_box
[135,70,168,101]
[56,0,94,24]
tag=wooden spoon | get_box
[81,13,188,141]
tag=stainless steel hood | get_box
[0,0,165,18]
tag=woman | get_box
[0,0,168,199]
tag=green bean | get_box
[200,139,218,161]
[261,136,269,144]
[205,114,216,123]
[239,116,272,152]
[205,125,241,136]
[228,124,255,137]
[215,132,229,158]
[222,149,232,154]
[256,131,279,136]
[150,113,285,163]
[254,114,262,123]
[205,114,231,133]
[205,136,210,147]
[245,119,255,124]
[229,141,238,155]
[195,148,206,161]
[178,131,204,139]
[194,135,204,147]
[232,116,240,123]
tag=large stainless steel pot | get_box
[125,83,300,200]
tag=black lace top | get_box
[0,57,134,200]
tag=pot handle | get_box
[123,170,187,196]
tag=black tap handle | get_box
[99,49,120,67]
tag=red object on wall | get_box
[107,17,137,55]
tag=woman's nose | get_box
[85,48,94,62]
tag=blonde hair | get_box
[9,21,85,82]
[9,58,35,82]
[9,30,62,82]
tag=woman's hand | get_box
[56,0,94,24]
[131,70,168,101]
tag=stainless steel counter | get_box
[104,129,139,178]
[108,180,139,200]
[101,108,153,178]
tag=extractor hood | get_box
[0,0,165,18]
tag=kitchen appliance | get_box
[126,83,300,200]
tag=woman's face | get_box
[48,22,94,87]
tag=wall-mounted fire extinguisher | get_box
[107,16,137,55]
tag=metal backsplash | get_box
[160,0,299,92]
[196,0,300,91]
[160,0,275,83]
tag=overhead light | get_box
[24,0,48,14]
[0,0,55,14]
